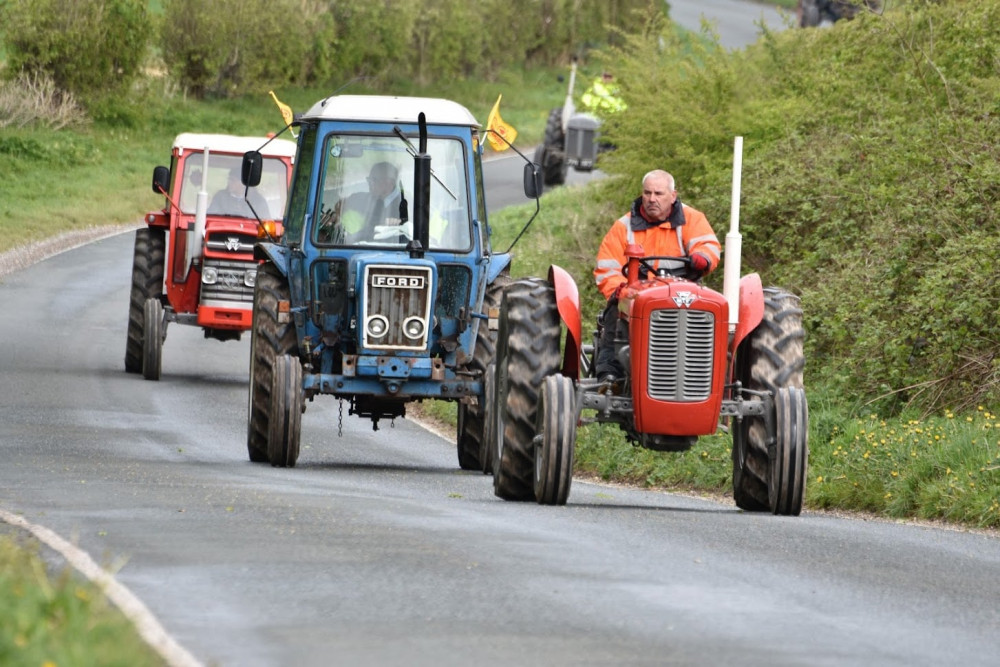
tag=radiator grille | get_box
[362,265,433,351]
[201,258,256,304]
[646,308,715,402]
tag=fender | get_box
[254,241,290,277]
[732,272,764,352]
[548,264,581,379]
[486,252,513,283]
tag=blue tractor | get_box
[241,95,543,471]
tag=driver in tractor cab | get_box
[210,167,271,219]
[593,169,721,384]
[581,71,627,115]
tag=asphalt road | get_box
[1,208,999,667]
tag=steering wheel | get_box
[624,255,693,280]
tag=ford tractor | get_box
[489,138,809,513]
[242,95,541,468]
[125,133,296,381]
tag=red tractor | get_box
[125,133,296,380]
[489,139,809,513]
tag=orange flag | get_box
[486,94,517,151]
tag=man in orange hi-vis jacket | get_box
[593,169,721,383]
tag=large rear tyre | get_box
[732,287,807,512]
[141,298,164,382]
[125,228,165,373]
[798,0,821,26]
[770,387,808,515]
[247,263,298,464]
[492,279,562,501]
[456,274,510,472]
[534,374,576,506]
[268,354,303,468]
[541,108,567,187]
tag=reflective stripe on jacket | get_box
[593,199,721,299]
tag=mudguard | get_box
[732,272,764,352]
[254,241,290,277]
[486,252,513,283]
[548,264,581,379]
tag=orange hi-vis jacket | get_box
[594,198,722,300]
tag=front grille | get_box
[205,231,257,254]
[201,258,256,304]
[646,308,715,402]
[362,265,433,351]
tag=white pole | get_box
[723,136,743,333]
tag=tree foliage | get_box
[158,0,658,97]
[0,0,150,103]
[595,0,1000,414]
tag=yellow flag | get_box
[269,90,294,127]
[486,94,517,152]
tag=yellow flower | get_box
[816,476,824,483]
[891,470,899,477]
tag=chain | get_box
[338,398,343,437]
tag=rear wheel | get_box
[247,263,298,464]
[541,108,567,186]
[268,354,303,467]
[732,287,807,513]
[142,298,163,381]
[493,279,562,501]
[534,374,576,506]
[798,0,821,26]
[456,274,510,472]
[125,228,165,373]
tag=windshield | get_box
[178,152,289,220]
[313,134,471,251]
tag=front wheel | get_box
[534,374,576,505]
[770,387,808,515]
[247,263,298,463]
[492,279,562,501]
[268,354,303,468]
[142,297,164,381]
[125,228,165,373]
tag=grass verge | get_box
[0,533,164,666]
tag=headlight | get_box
[202,267,218,284]
[402,317,425,340]
[366,315,389,339]
[244,269,256,288]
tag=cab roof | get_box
[171,133,297,158]
[301,95,480,128]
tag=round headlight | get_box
[402,317,425,340]
[366,315,389,338]
[202,267,218,284]
[244,269,256,288]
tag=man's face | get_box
[368,172,394,197]
[641,176,676,220]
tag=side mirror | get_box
[152,166,170,195]
[242,151,263,187]
[523,163,543,199]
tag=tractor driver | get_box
[209,167,271,219]
[593,169,721,384]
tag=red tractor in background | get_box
[489,138,809,513]
[125,133,296,380]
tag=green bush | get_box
[588,0,1000,415]
[0,0,150,106]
